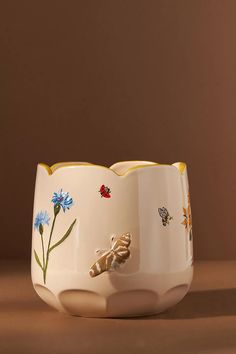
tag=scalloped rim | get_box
[38,161,187,176]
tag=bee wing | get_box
[158,207,169,218]
[89,251,114,278]
[158,207,163,217]
[115,246,130,258]
[90,233,132,278]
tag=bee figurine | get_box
[99,184,111,198]
[89,233,131,278]
[158,207,173,226]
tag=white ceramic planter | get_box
[31,161,193,317]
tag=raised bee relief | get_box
[158,207,173,226]
[89,233,131,278]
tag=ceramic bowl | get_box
[31,160,193,317]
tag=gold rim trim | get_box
[172,162,187,174]
[38,161,187,176]
[50,161,92,172]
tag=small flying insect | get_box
[99,184,111,198]
[158,207,173,226]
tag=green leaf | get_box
[34,250,43,270]
[49,219,76,254]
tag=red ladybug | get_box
[99,184,111,198]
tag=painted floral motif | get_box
[52,189,73,211]
[181,193,193,241]
[99,184,111,198]
[89,233,131,278]
[34,211,50,231]
[158,207,173,226]
[34,189,76,284]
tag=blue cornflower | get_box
[34,211,50,231]
[51,189,73,212]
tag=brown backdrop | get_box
[1,0,235,260]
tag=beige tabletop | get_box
[1,261,236,354]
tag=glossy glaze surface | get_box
[31,161,193,317]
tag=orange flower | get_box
[181,194,192,231]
